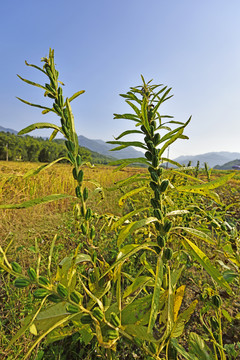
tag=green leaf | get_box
[189,332,215,360]
[114,129,142,140]
[67,90,85,104]
[171,300,198,338]
[117,217,157,247]
[108,157,149,170]
[171,338,198,360]
[124,324,156,342]
[17,74,47,91]
[123,276,153,298]
[175,227,215,245]
[0,194,72,209]
[18,122,62,135]
[182,237,231,292]
[113,113,140,122]
[23,157,68,179]
[107,140,147,151]
[118,186,148,206]
[121,295,152,325]
[125,100,141,117]
[147,256,163,333]
[17,97,54,112]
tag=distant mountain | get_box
[0,126,18,135]
[174,152,240,168]
[1,126,143,161]
[214,159,240,170]
[78,135,144,160]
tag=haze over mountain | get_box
[1,126,239,167]
[174,152,240,168]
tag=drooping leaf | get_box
[117,217,157,247]
[17,74,47,91]
[17,97,54,112]
[108,157,149,170]
[113,113,140,122]
[171,300,198,338]
[124,324,156,342]
[175,227,215,245]
[177,172,235,191]
[114,129,143,140]
[0,194,72,209]
[18,122,62,136]
[111,207,149,230]
[123,276,153,298]
[118,186,148,207]
[189,332,215,360]
[182,237,231,291]
[107,140,147,151]
[121,295,152,325]
[67,90,85,104]
[23,157,68,179]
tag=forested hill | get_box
[0,131,115,164]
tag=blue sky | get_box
[1,0,240,158]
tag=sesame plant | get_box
[0,49,238,360]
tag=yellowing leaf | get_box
[174,285,186,322]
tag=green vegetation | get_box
[0,49,240,360]
[0,131,114,164]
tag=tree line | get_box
[0,132,113,164]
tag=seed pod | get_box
[67,151,75,164]
[45,83,56,95]
[65,140,75,152]
[150,125,155,137]
[141,125,147,133]
[211,295,222,308]
[85,208,92,221]
[163,221,172,233]
[81,314,93,324]
[163,248,173,261]
[72,168,78,180]
[220,223,227,231]
[76,155,82,167]
[66,304,79,314]
[53,102,63,116]
[47,93,55,99]
[48,294,61,303]
[155,222,162,231]
[93,307,104,322]
[63,108,68,120]
[106,329,119,340]
[27,267,37,282]
[110,312,121,327]
[90,226,95,239]
[151,198,160,209]
[151,120,157,129]
[150,170,159,182]
[153,133,160,146]
[145,151,152,161]
[58,86,63,96]
[14,278,30,288]
[55,70,59,79]
[11,262,22,274]
[159,179,169,193]
[38,276,50,286]
[33,289,49,299]
[81,223,87,235]
[62,124,69,137]
[157,167,163,176]
[157,235,166,248]
[75,186,81,198]
[146,140,154,152]
[152,155,158,168]
[154,209,162,221]
[70,291,81,304]
[57,283,68,298]
[83,187,88,201]
[148,342,157,354]
[150,181,158,191]
[154,188,160,200]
